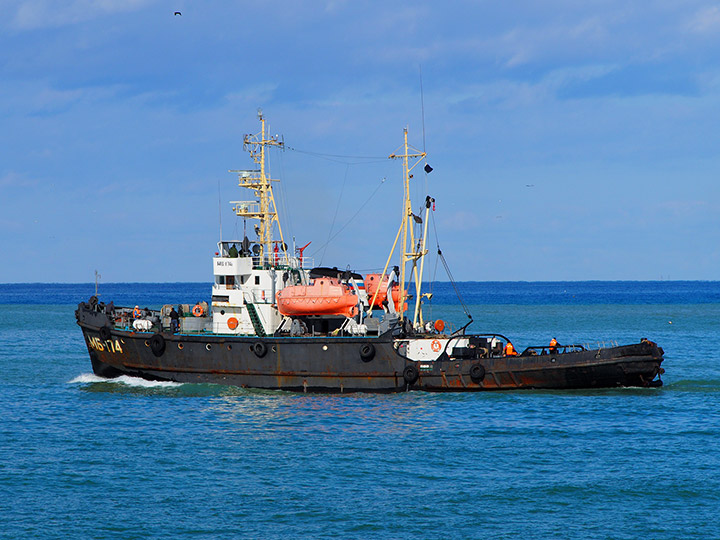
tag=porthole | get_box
[206,344,212,351]
[178,343,184,350]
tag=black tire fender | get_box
[150,333,166,357]
[359,343,375,362]
[403,364,419,385]
[253,341,268,358]
[469,363,486,382]
[99,326,112,341]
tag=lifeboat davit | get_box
[276,278,358,317]
[364,273,402,311]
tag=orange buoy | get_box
[434,319,445,332]
[227,317,239,330]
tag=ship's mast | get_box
[387,128,427,324]
[231,109,287,262]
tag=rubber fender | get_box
[359,343,375,362]
[253,341,268,358]
[403,364,419,385]
[150,333,166,357]
[99,326,112,341]
[469,363,486,382]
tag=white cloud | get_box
[0,171,38,189]
[6,0,156,30]
[440,210,480,232]
[0,81,129,116]
[686,5,720,34]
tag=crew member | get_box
[170,306,179,333]
[549,337,559,354]
[132,305,142,319]
[504,342,518,356]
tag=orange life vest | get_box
[505,343,518,356]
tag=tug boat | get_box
[75,112,665,392]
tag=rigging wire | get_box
[420,65,428,194]
[275,149,294,249]
[431,210,473,321]
[285,145,387,165]
[420,66,427,156]
[320,163,350,265]
[310,176,387,258]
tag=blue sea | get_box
[1,281,719,539]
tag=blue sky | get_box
[1,0,720,282]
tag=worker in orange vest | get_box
[549,337,558,354]
[504,342,518,356]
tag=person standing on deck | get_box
[170,307,179,333]
[505,342,518,356]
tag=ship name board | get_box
[88,336,124,354]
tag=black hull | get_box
[76,304,664,392]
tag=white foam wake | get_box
[69,373,182,388]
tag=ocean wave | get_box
[69,373,183,388]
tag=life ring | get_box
[469,363,486,382]
[150,333,166,357]
[403,365,419,385]
[431,339,442,353]
[227,317,239,330]
[360,343,375,362]
[253,341,267,358]
[192,304,204,317]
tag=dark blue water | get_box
[2,282,719,539]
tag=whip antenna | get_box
[420,65,427,156]
[218,179,223,241]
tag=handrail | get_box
[520,344,586,355]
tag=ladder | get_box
[245,303,267,337]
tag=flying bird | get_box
[174,11,182,16]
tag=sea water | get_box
[1,282,719,539]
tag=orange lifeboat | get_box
[276,278,358,317]
[364,273,402,311]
